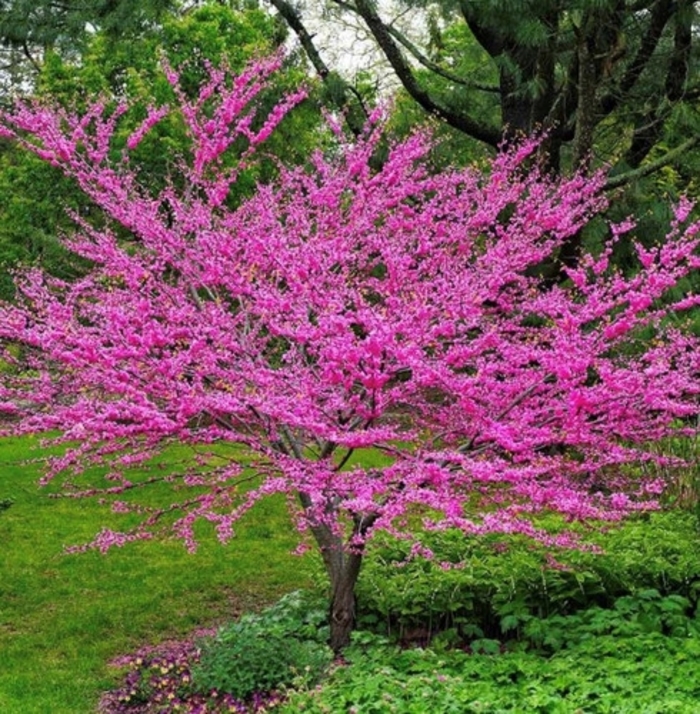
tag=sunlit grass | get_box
[0,435,316,714]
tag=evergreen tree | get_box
[275,1,700,184]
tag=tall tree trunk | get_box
[573,29,597,168]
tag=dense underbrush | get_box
[356,510,700,644]
[101,510,700,713]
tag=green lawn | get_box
[0,435,315,714]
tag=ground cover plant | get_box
[2,52,700,656]
[280,627,700,713]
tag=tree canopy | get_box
[0,0,176,53]
[1,56,700,650]
[0,0,178,97]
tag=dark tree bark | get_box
[326,545,364,652]
[275,0,699,188]
[572,16,597,168]
[353,0,501,147]
[298,489,377,652]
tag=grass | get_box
[0,435,316,714]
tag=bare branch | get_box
[21,41,42,74]
[269,0,332,80]
[333,0,499,92]
[268,0,367,135]
[599,0,674,116]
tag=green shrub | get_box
[356,510,700,643]
[521,589,697,653]
[191,590,333,700]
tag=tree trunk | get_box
[573,27,597,168]
[297,490,375,652]
[327,548,364,653]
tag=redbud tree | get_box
[1,56,700,651]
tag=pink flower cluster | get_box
[98,636,281,713]
[0,56,699,556]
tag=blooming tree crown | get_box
[1,56,699,554]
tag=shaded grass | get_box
[0,436,315,714]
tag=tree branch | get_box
[605,135,700,190]
[333,0,499,93]
[599,0,674,117]
[269,0,366,135]
[21,41,42,73]
[458,0,504,57]
[268,0,331,80]
[342,0,501,146]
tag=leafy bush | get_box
[281,629,700,713]
[522,589,695,653]
[100,512,700,712]
[356,511,700,643]
[103,587,700,712]
[191,590,333,700]
[0,497,12,513]
[98,635,284,713]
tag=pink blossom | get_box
[0,56,697,586]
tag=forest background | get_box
[3,0,700,295]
